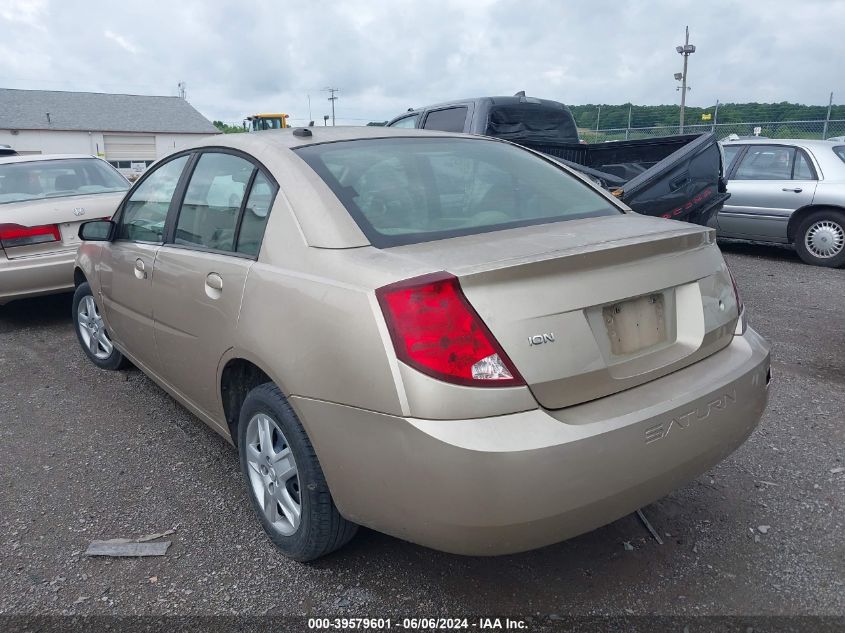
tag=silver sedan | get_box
[717,139,845,267]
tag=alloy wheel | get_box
[245,413,302,536]
[77,295,114,360]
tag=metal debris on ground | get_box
[636,508,664,545]
[85,528,177,557]
[86,540,171,557]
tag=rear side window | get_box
[793,150,816,180]
[117,155,189,242]
[175,153,253,252]
[295,137,620,248]
[834,146,845,164]
[236,172,273,256]
[734,146,796,180]
[422,108,468,133]
[0,158,128,204]
[722,145,742,174]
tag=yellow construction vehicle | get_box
[244,113,290,131]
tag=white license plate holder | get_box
[603,293,666,355]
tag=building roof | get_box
[0,89,219,135]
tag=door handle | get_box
[205,273,223,291]
[669,175,690,192]
[134,258,147,280]
[782,187,803,193]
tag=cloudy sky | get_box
[1,0,843,126]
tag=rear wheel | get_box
[72,282,128,370]
[237,383,357,561]
[794,209,845,268]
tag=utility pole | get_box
[307,94,312,121]
[676,26,695,133]
[626,103,632,140]
[822,91,833,140]
[324,87,339,126]
[712,99,719,132]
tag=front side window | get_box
[422,107,468,133]
[834,146,845,165]
[0,158,128,204]
[174,153,254,252]
[296,137,621,248]
[117,155,189,242]
[734,145,796,180]
[389,114,419,129]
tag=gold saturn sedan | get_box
[73,127,771,561]
[0,154,128,305]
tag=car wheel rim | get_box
[77,295,113,360]
[245,413,302,536]
[805,220,845,259]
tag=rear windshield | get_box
[834,146,845,164]
[295,137,620,248]
[0,158,128,204]
[485,104,579,143]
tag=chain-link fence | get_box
[581,119,845,143]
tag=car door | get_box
[151,150,276,419]
[99,154,191,370]
[719,144,818,241]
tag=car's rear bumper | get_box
[0,249,76,305]
[291,326,771,556]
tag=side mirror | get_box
[79,220,115,242]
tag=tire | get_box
[794,209,845,268]
[237,383,357,561]
[72,282,128,370]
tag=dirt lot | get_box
[1,242,843,624]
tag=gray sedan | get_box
[717,139,845,267]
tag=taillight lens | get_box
[376,272,525,387]
[0,223,61,248]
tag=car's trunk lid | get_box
[0,192,123,259]
[383,214,738,409]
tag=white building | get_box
[0,89,219,175]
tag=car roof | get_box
[721,138,842,150]
[181,125,481,153]
[0,153,99,165]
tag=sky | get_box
[1,0,843,126]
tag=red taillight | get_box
[0,223,61,248]
[376,272,525,387]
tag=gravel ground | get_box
[0,241,843,623]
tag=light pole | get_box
[595,104,601,141]
[675,26,695,133]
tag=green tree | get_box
[213,120,245,134]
